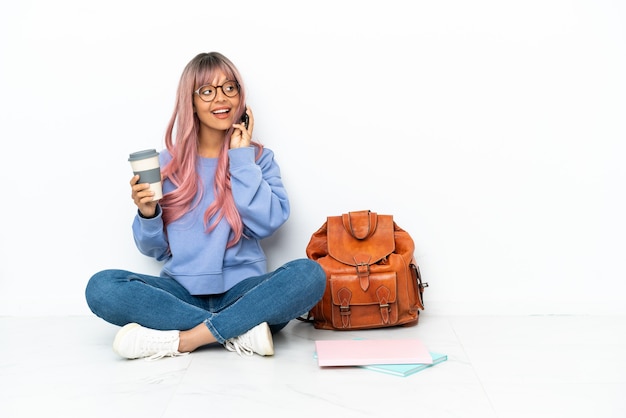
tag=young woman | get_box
[85,52,326,360]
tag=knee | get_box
[311,261,327,297]
[86,269,109,296]
[310,259,326,286]
[291,258,326,296]
[84,269,122,312]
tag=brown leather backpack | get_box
[304,210,427,330]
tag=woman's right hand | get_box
[130,175,158,218]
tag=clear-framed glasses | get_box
[193,80,240,102]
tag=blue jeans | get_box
[85,258,326,343]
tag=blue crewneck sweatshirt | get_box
[132,146,289,295]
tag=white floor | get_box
[1,314,625,418]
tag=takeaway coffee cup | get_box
[128,149,163,201]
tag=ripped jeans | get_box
[85,258,326,343]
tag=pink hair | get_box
[160,52,262,247]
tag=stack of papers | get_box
[314,338,447,377]
[362,352,448,377]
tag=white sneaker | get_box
[224,322,274,356]
[113,323,187,360]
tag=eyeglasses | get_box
[193,80,240,102]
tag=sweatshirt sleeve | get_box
[131,205,171,261]
[228,146,290,239]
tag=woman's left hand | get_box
[230,106,254,149]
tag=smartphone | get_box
[240,106,249,129]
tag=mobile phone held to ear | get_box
[240,106,249,129]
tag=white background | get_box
[1,0,624,316]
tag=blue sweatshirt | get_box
[132,146,290,295]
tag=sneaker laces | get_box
[146,350,189,361]
[224,334,255,357]
[138,333,188,361]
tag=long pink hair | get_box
[160,52,261,247]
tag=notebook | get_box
[361,352,448,377]
[314,338,433,367]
